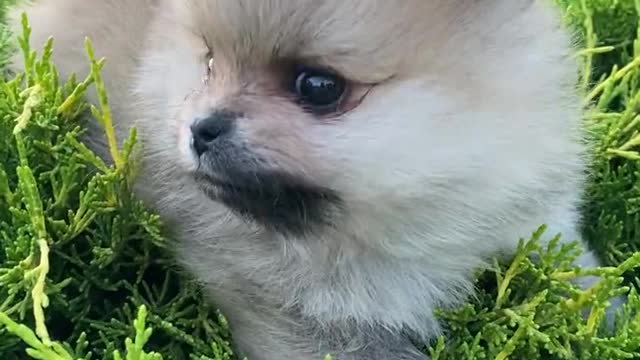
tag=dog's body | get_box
[8,1,605,359]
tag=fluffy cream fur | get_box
[8,1,608,359]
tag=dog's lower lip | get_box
[194,172,247,192]
[207,179,243,191]
[192,168,341,234]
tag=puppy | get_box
[8,1,607,359]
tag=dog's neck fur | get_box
[142,165,582,342]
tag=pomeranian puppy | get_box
[8,0,612,359]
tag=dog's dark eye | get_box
[294,67,346,113]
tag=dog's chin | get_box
[192,168,342,236]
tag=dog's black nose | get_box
[191,111,237,156]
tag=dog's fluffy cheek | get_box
[132,40,208,165]
[308,81,463,198]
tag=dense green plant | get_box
[1,0,640,359]
[0,14,234,360]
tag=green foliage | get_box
[557,0,639,81]
[423,1,640,358]
[1,1,640,360]
[426,230,640,360]
[0,14,235,360]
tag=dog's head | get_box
[133,0,581,248]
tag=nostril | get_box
[190,110,238,156]
[195,123,223,142]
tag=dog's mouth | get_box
[192,169,341,235]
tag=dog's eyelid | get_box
[290,57,394,86]
[281,57,344,80]
[201,36,214,76]
[201,36,213,57]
